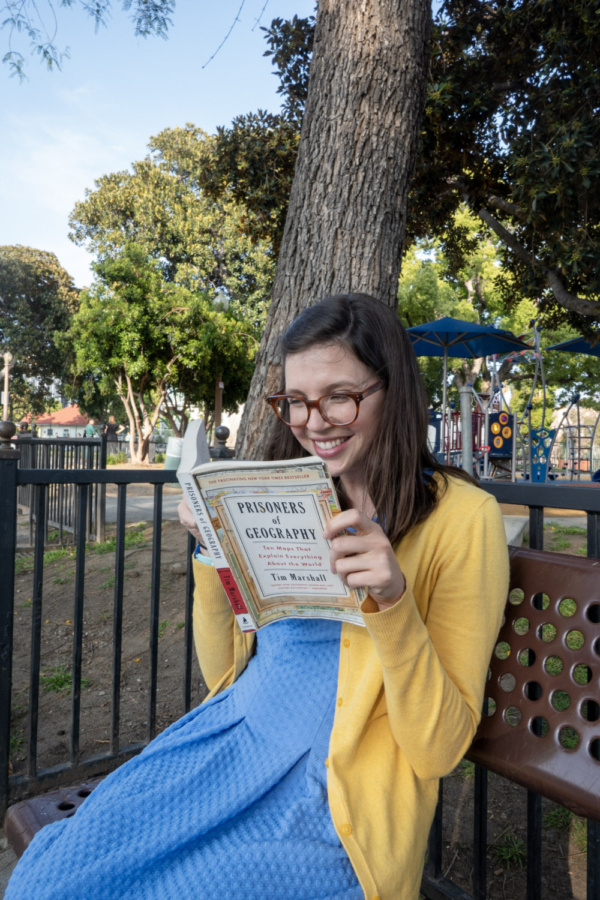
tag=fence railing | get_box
[2,439,600,898]
[0,452,200,817]
[16,435,108,545]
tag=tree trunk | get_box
[236,0,432,460]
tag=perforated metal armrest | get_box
[3,778,103,858]
[466,548,600,822]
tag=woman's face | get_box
[283,343,384,490]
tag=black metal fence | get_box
[16,435,108,545]
[2,438,600,898]
[0,450,199,818]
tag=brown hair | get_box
[265,293,475,545]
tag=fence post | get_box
[97,434,107,543]
[0,422,20,815]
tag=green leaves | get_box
[0,245,78,418]
[69,126,275,314]
[66,243,259,448]
[407,0,600,329]
[2,0,173,77]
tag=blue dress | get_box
[6,619,363,900]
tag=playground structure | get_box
[431,324,600,483]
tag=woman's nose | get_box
[305,404,329,429]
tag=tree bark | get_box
[236,0,432,459]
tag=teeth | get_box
[314,438,347,450]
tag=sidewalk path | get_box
[104,489,182,523]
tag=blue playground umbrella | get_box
[407,317,531,432]
[547,336,600,357]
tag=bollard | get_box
[459,386,473,475]
[209,426,236,461]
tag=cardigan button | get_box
[325,757,329,768]
[340,823,352,836]
[343,638,350,648]
[337,697,343,707]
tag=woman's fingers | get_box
[324,511,405,607]
[323,508,373,541]
[177,497,202,542]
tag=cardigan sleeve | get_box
[192,558,255,695]
[361,490,509,780]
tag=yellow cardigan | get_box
[192,475,509,900]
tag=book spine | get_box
[178,473,258,633]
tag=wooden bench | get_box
[5,548,600,862]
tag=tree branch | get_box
[487,195,526,220]
[477,208,600,317]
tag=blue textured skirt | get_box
[6,619,363,900]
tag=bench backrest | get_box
[466,547,600,821]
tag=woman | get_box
[6,294,508,900]
[104,414,125,454]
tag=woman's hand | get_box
[323,509,405,612]
[177,497,209,553]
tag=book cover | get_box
[177,424,366,631]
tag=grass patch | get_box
[543,806,572,830]
[155,452,166,463]
[44,548,75,564]
[40,665,91,693]
[16,547,77,575]
[459,760,476,779]
[572,816,588,853]
[107,451,128,465]
[493,830,527,869]
[52,574,73,585]
[88,527,147,555]
[15,556,33,575]
[10,732,24,756]
[549,537,571,551]
[158,620,170,640]
[176,621,185,631]
[544,524,587,535]
[101,575,115,590]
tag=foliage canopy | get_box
[197,3,600,331]
[0,245,78,419]
[66,243,258,458]
[69,126,276,324]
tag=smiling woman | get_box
[7,294,510,900]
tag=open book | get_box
[177,420,366,632]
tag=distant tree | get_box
[69,127,275,324]
[66,244,257,461]
[0,245,78,420]
[398,208,600,419]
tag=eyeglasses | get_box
[266,381,385,427]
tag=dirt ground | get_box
[10,508,209,777]
[7,489,592,898]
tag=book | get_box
[177,421,366,632]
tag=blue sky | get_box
[0,0,315,288]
